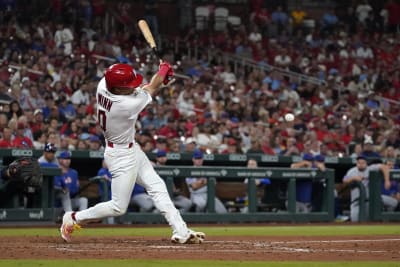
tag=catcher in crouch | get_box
[0,157,43,208]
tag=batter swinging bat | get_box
[138,19,162,61]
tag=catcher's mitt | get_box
[8,157,43,190]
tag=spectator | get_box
[185,149,227,213]
[342,155,390,222]
[88,135,104,151]
[361,137,381,158]
[0,127,14,148]
[54,151,88,212]
[32,130,47,150]
[12,122,33,148]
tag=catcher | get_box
[0,157,43,207]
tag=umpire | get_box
[0,157,43,208]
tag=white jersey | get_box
[96,78,152,144]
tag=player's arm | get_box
[290,160,312,169]
[342,168,363,184]
[142,62,174,96]
[379,164,391,190]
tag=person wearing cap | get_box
[38,143,59,166]
[185,149,228,213]
[153,150,193,213]
[88,135,104,151]
[360,137,381,159]
[30,108,45,135]
[342,155,391,222]
[289,153,326,213]
[54,151,88,213]
[60,61,205,245]
[183,137,197,153]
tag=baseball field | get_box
[0,224,399,267]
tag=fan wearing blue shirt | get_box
[54,151,88,212]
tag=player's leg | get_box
[58,192,72,212]
[214,197,228,213]
[381,194,398,211]
[191,192,207,212]
[131,193,155,212]
[78,197,88,210]
[74,148,137,223]
[135,146,204,243]
[173,195,193,212]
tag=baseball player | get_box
[54,151,88,212]
[60,62,205,244]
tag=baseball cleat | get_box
[60,211,81,242]
[171,230,205,244]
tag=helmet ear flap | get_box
[104,63,143,91]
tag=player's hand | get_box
[158,61,172,78]
[163,67,175,85]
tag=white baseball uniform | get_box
[74,78,190,237]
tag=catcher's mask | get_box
[104,63,143,92]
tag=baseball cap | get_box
[79,133,91,140]
[90,135,101,143]
[156,150,167,157]
[44,143,57,153]
[34,109,43,116]
[184,137,196,145]
[58,151,71,159]
[356,155,367,161]
[193,149,204,159]
[302,153,314,161]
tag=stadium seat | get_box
[214,7,229,31]
[195,6,210,31]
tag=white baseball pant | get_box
[74,143,189,236]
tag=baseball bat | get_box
[137,19,191,80]
[137,19,162,61]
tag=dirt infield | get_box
[1,235,400,261]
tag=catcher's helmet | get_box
[104,63,143,91]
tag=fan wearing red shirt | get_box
[0,127,14,148]
[12,123,33,148]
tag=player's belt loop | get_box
[107,141,133,148]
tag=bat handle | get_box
[152,47,162,63]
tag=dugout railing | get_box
[0,167,60,221]
[118,166,335,223]
[369,170,400,222]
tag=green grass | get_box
[0,260,399,267]
[0,225,399,237]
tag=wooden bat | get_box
[137,19,162,61]
[137,19,191,80]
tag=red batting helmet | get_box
[104,63,143,91]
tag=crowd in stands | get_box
[0,0,399,164]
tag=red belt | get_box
[107,141,133,148]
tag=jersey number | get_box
[98,110,107,131]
